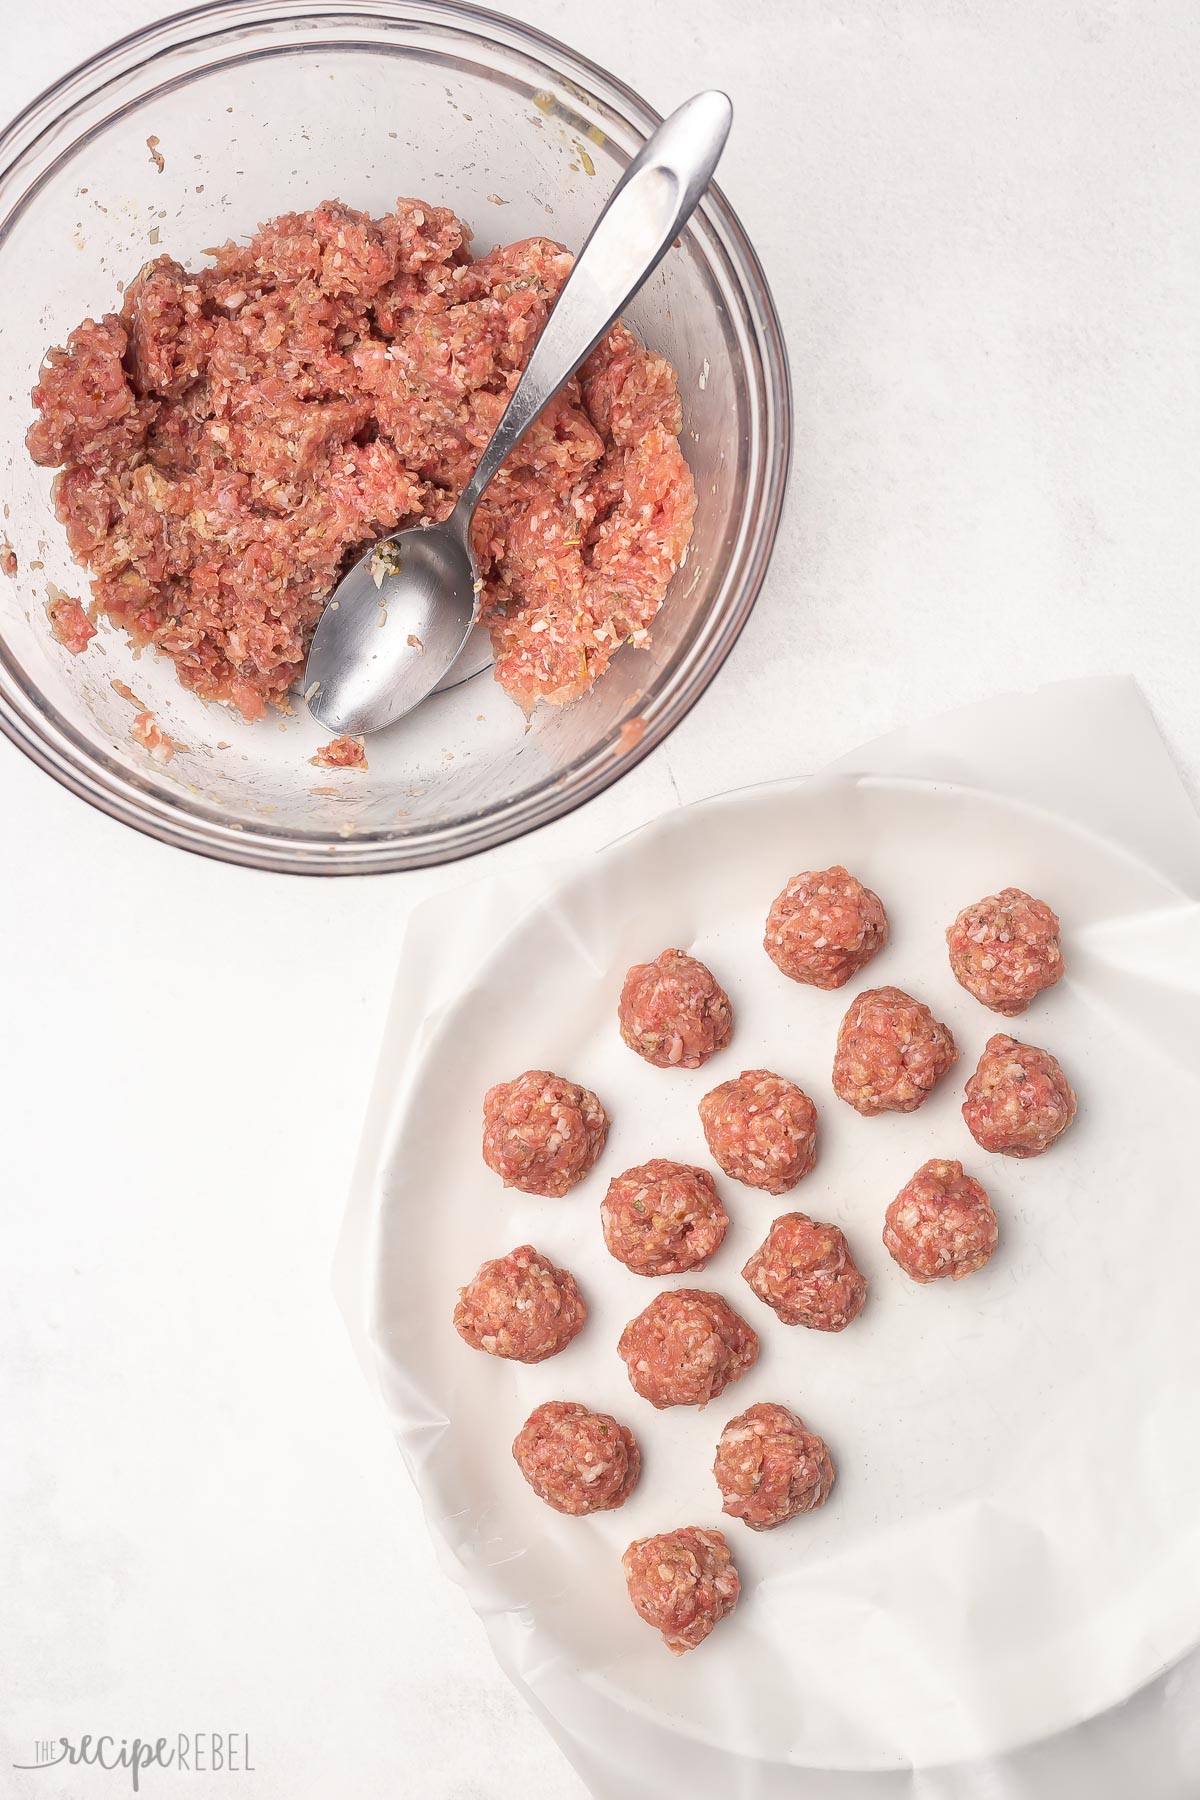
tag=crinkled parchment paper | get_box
[335,677,1200,1798]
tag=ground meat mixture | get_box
[832,985,958,1116]
[713,1401,835,1531]
[946,888,1064,1015]
[482,1069,608,1197]
[742,1213,867,1331]
[310,733,367,770]
[130,709,176,763]
[453,1244,586,1363]
[46,594,97,654]
[27,202,694,719]
[698,1069,818,1194]
[883,1158,998,1282]
[512,1399,640,1515]
[618,1289,758,1409]
[622,1527,739,1654]
[617,948,733,1070]
[601,1159,728,1276]
[962,1033,1077,1158]
[764,866,889,990]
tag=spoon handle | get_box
[453,89,732,526]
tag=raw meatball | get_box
[947,888,1064,1015]
[764,865,889,990]
[963,1033,1077,1158]
[602,1159,728,1276]
[618,1289,758,1409]
[622,1527,739,1654]
[618,948,733,1069]
[742,1213,867,1331]
[713,1401,835,1531]
[512,1400,640,1515]
[832,985,958,1116]
[453,1245,586,1363]
[698,1069,818,1194]
[482,1069,608,1197]
[883,1159,998,1282]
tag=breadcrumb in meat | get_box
[622,1527,739,1653]
[28,205,694,721]
[883,1159,998,1281]
[512,1400,640,1514]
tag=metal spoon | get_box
[304,89,733,736]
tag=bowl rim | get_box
[0,0,792,876]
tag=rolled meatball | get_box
[963,1033,1077,1157]
[622,1527,739,1654]
[698,1069,818,1194]
[832,985,958,1116]
[742,1213,867,1331]
[946,888,1064,1015]
[482,1069,608,1197]
[618,1289,759,1409]
[512,1400,640,1515]
[883,1158,998,1282]
[618,948,733,1069]
[453,1245,586,1363]
[713,1401,835,1530]
[602,1159,729,1276]
[764,865,889,990]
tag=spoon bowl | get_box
[306,524,477,735]
[303,89,733,738]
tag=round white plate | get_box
[371,776,1200,1774]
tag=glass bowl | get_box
[0,0,790,873]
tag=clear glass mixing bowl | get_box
[0,0,790,873]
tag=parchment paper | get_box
[334,676,1200,1798]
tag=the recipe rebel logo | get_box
[12,1734,254,1791]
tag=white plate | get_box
[370,774,1200,1775]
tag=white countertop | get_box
[3,3,1197,1795]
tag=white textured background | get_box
[2,3,1197,1796]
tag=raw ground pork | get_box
[713,1401,835,1530]
[764,866,889,990]
[617,948,733,1069]
[742,1213,867,1332]
[882,1159,998,1282]
[832,985,958,1116]
[618,1289,758,1409]
[27,202,695,719]
[482,1069,608,1197]
[453,1245,586,1363]
[698,1068,818,1194]
[512,1400,639,1515]
[622,1527,739,1654]
[601,1159,728,1276]
[963,1034,1077,1158]
[946,888,1064,1015]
